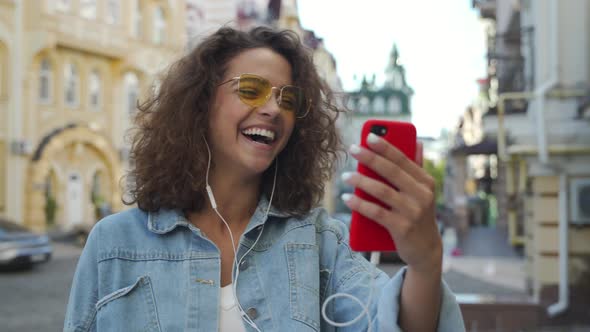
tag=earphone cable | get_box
[320,251,378,331]
[203,136,276,331]
[203,136,377,331]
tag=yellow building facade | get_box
[0,0,186,231]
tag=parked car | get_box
[0,218,52,268]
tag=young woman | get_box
[64,27,464,332]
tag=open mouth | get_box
[241,128,276,145]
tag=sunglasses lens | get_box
[236,74,308,117]
[278,87,304,115]
[238,75,271,107]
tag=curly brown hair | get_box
[124,26,343,216]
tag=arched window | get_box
[153,6,166,44]
[39,58,53,103]
[89,70,101,110]
[124,72,139,115]
[64,63,79,107]
[373,96,385,113]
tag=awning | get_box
[451,137,497,156]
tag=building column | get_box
[6,0,25,223]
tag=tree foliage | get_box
[423,158,445,205]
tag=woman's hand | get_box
[341,133,442,275]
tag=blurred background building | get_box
[0,0,186,232]
[446,0,590,327]
[332,45,415,214]
[0,0,343,233]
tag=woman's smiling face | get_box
[207,48,296,178]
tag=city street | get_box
[0,242,81,332]
[0,233,528,332]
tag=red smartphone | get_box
[349,120,417,252]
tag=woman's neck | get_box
[196,169,261,229]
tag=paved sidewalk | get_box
[443,256,526,293]
[457,225,522,258]
[380,259,526,297]
[376,225,528,297]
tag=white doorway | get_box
[66,171,84,226]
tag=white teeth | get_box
[242,128,276,141]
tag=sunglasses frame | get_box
[218,73,311,119]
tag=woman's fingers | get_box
[349,143,431,199]
[344,135,442,274]
[341,192,408,235]
[342,172,420,221]
[364,134,435,191]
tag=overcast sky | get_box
[297,0,487,138]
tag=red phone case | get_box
[349,120,417,252]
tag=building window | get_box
[359,96,370,113]
[39,58,53,104]
[373,96,385,113]
[187,2,204,42]
[346,97,356,112]
[153,6,166,44]
[64,63,79,107]
[124,72,139,115]
[388,97,402,114]
[80,0,97,19]
[56,0,71,12]
[106,0,121,25]
[133,0,143,38]
[89,70,101,110]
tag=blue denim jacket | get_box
[64,196,465,331]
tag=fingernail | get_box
[341,193,353,202]
[367,133,380,144]
[349,144,361,155]
[341,172,353,181]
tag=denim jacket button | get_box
[239,259,249,271]
[246,307,258,320]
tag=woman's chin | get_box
[250,161,275,176]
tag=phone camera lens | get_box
[371,125,387,136]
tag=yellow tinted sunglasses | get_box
[218,73,310,118]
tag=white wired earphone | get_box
[203,136,378,332]
[203,136,276,332]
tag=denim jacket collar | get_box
[146,195,290,235]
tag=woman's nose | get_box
[257,88,282,117]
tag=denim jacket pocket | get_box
[286,243,320,331]
[95,275,162,332]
